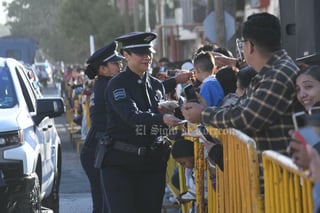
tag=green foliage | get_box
[5,0,74,62]
[59,0,125,63]
[4,0,158,64]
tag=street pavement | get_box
[42,83,180,213]
[42,84,92,213]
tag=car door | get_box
[15,65,54,192]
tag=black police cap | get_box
[86,41,124,65]
[85,41,124,79]
[116,32,157,55]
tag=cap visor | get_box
[129,47,155,55]
[108,55,125,62]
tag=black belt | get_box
[112,141,149,157]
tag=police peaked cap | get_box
[116,32,157,54]
[85,41,124,79]
[86,41,124,65]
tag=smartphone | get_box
[167,70,176,77]
[295,126,320,147]
[292,111,307,130]
[308,106,320,115]
[184,84,199,103]
[236,38,244,62]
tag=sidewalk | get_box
[42,84,93,213]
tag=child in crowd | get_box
[171,139,197,212]
[171,138,211,213]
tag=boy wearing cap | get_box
[100,32,182,213]
[80,41,123,213]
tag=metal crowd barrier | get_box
[164,147,189,213]
[84,94,91,133]
[206,128,264,213]
[262,150,314,213]
[188,123,206,213]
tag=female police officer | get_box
[80,41,124,213]
[100,32,182,213]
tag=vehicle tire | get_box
[9,173,41,213]
[42,174,60,213]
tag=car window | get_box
[0,66,17,108]
[16,65,37,113]
[24,65,43,97]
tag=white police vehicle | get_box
[0,57,64,212]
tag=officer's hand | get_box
[163,114,182,127]
[158,101,179,114]
[174,71,193,84]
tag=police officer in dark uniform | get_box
[80,41,124,213]
[100,32,182,213]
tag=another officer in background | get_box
[80,41,124,213]
[101,32,182,213]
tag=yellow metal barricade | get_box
[164,132,190,213]
[262,150,314,213]
[206,128,264,213]
[167,124,314,213]
[185,123,206,213]
[84,95,91,132]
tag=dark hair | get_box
[195,43,217,55]
[159,57,170,64]
[242,12,281,52]
[85,64,98,79]
[215,66,238,95]
[297,65,320,82]
[237,66,257,89]
[193,51,214,73]
[171,139,194,159]
[213,47,233,57]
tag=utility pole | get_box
[214,0,226,46]
[124,0,130,33]
[145,0,151,31]
[89,35,95,55]
[133,0,139,31]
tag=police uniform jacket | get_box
[104,67,169,167]
[90,76,112,132]
[84,76,111,148]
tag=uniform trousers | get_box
[80,129,107,213]
[101,163,167,213]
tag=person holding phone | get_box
[288,114,320,213]
[287,66,320,170]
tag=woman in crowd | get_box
[287,65,320,170]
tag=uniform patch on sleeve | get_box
[113,88,126,101]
